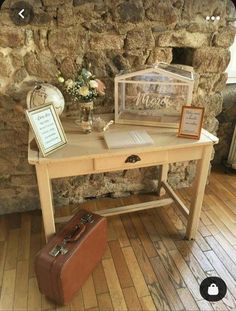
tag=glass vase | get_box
[78,101,93,134]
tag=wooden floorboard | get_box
[0,169,236,310]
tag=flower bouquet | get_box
[57,68,105,133]
[57,68,105,102]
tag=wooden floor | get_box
[0,168,236,311]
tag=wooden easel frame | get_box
[178,106,205,140]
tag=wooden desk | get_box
[28,120,218,242]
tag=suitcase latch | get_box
[81,213,94,224]
[49,244,68,257]
[49,213,94,257]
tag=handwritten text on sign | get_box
[32,108,61,149]
[182,108,202,135]
[135,92,171,109]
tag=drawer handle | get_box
[125,155,141,164]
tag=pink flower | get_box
[95,79,106,96]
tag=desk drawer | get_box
[94,151,167,171]
[48,159,94,178]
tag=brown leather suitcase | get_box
[35,210,107,305]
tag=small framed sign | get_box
[25,104,67,157]
[178,106,204,140]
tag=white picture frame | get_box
[178,106,204,140]
[25,103,67,157]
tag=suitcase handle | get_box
[64,223,86,243]
[49,224,86,257]
[65,213,94,243]
[49,213,95,257]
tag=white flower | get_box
[87,71,92,78]
[89,80,98,89]
[58,76,65,83]
[79,86,90,97]
[65,79,74,88]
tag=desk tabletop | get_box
[28,118,219,164]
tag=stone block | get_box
[43,0,71,6]
[0,53,12,78]
[222,83,236,112]
[186,162,196,179]
[193,93,223,117]
[10,51,24,69]
[109,191,130,198]
[125,29,155,50]
[215,82,236,162]
[24,51,58,80]
[213,26,236,47]
[57,5,75,27]
[182,0,227,23]
[48,28,86,55]
[0,130,21,148]
[83,51,114,77]
[13,68,28,84]
[4,81,37,106]
[0,196,40,215]
[168,160,195,187]
[2,0,42,9]
[0,159,15,175]
[124,168,142,180]
[0,174,11,187]
[111,53,130,71]
[0,28,25,48]
[15,157,35,174]
[73,0,94,6]
[83,21,115,33]
[11,174,37,186]
[0,95,15,111]
[93,79,114,112]
[115,0,145,22]
[193,48,230,73]
[73,1,104,20]
[156,30,210,48]
[0,108,29,131]
[167,173,182,188]
[145,1,179,28]
[0,148,21,174]
[0,188,17,198]
[0,10,15,26]
[198,73,227,93]
[147,48,172,64]
[59,57,77,79]
[54,196,70,207]
[90,34,125,50]
[187,22,218,33]
[114,22,135,35]
[123,50,150,68]
[31,9,52,26]
[203,117,219,134]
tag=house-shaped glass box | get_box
[114,63,195,128]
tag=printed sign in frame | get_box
[25,103,67,157]
[178,106,204,140]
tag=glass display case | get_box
[114,63,195,128]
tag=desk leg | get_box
[157,164,169,196]
[186,145,212,240]
[36,164,55,242]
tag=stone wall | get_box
[0,0,235,214]
[213,83,236,164]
